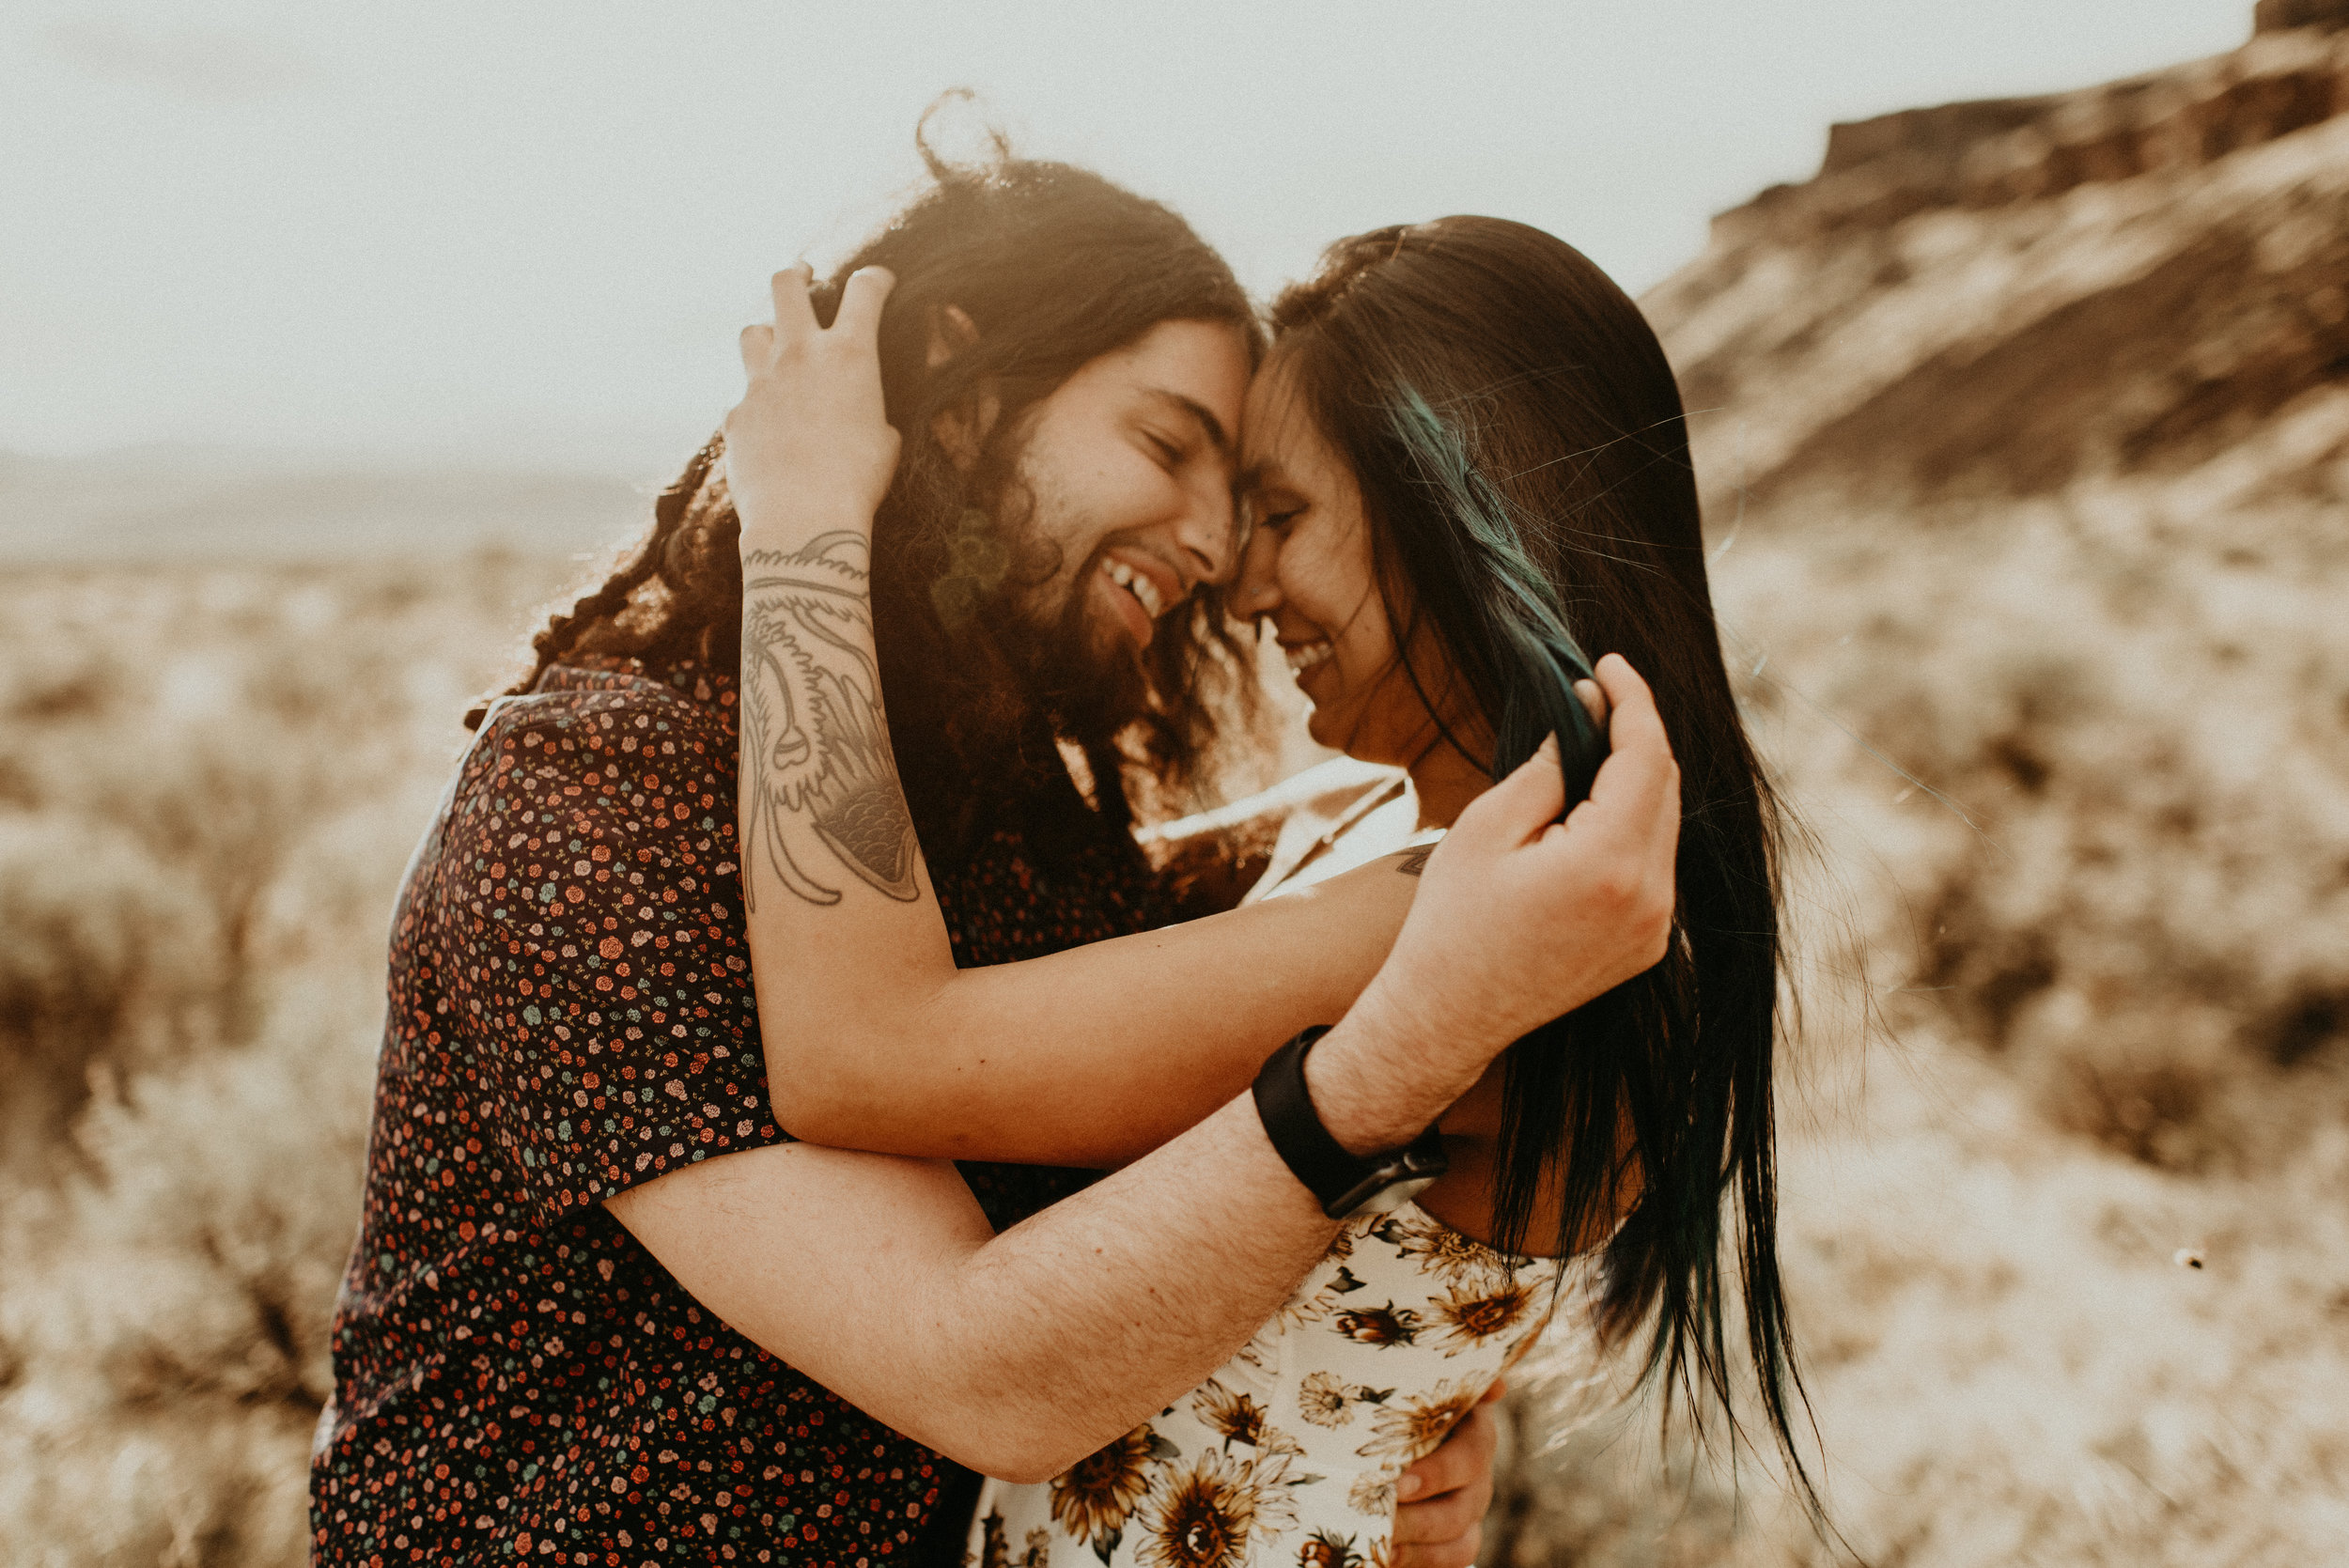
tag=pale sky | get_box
[3,0,2252,477]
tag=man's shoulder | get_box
[450,664,739,851]
[474,662,734,746]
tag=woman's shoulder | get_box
[1248,755,1408,826]
[1134,755,1402,846]
[1247,761,1419,902]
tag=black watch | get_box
[1252,1026,1449,1219]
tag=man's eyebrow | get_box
[1143,388,1232,459]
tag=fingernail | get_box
[1396,1474,1423,1500]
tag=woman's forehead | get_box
[1238,361,1328,489]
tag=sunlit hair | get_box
[1267,217,1821,1514]
[478,101,1264,862]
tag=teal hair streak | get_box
[1386,384,1606,808]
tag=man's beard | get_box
[988,541,1157,756]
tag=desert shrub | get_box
[1715,500,2349,1172]
[0,555,572,1568]
[0,817,226,1166]
[1499,1041,2349,1568]
[0,990,376,1568]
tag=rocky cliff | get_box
[1489,21,2349,1566]
[1647,13,2349,534]
[1626,7,2349,1169]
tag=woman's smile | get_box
[1282,637,1335,678]
[1234,363,1429,765]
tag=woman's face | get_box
[1233,362,1468,768]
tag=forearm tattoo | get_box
[739,533,920,909]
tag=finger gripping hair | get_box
[1384,383,1605,808]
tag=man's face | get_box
[991,318,1252,737]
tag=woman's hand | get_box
[724,264,901,538]
[1390,653,1678,1048]
[1392,1378,1506,1568]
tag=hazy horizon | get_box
[6,0,2254,479]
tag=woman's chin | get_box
[1304,706,1388,768]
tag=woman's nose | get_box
[1227,525,1283,619]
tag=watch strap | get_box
[1252,1026,1448,1219]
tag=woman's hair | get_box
[1268,218,1817,1505]
[480,103,1264,862]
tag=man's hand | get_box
[725,263,900,537]
[1307,653,1682,1156]
[1393,1379,1507,1568]
[1391,652,1678,1048]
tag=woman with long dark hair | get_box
[944,216,1817,1566]
[710,208,1816,1566]
[1240,212,1800,1421]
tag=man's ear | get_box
[926,304,980,369]
[928,305,999,472]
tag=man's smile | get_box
[1093,549,1183,649]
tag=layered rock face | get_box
[1649,21,2349,528]
[1489,23,2349,1567]
[1622,13,2349,1128]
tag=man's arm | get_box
[610,690,1674,1479]
[730,520,1416,1167]
[723,268,1419,1167]
[607,1079,1334,1483]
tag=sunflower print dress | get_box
[967,1206,1605,1568]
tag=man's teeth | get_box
[1104,560,1164,618]
[1284,641,1333,675]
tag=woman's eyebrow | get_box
[1237,458,1294,494]
[1141,388,1232,460]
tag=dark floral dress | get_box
[311,659,1177,1566]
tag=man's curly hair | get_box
[477,122,1265,867]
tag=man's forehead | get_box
[1137,385,1235,460]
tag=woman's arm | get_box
[728,266,1422,1166]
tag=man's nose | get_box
[1226,525,1283,620]
[1174,484,1241,588]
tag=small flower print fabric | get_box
[967,1206,1602,1568]
[313,659,1172,1567]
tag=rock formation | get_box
[1621,8,2349,1177]
[1645,17,2349,533]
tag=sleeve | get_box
[437,683,786,1227]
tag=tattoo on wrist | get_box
[1392,846,1434,877]
[739,532,919,908]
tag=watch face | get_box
[1352,1172,1442,1217]
[1322,1135,1450,1219]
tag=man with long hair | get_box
[310,141,1682,1567]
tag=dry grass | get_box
[1493,485,2349,1564]
[0,555,572,1566]
[0,481,2342,1566]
